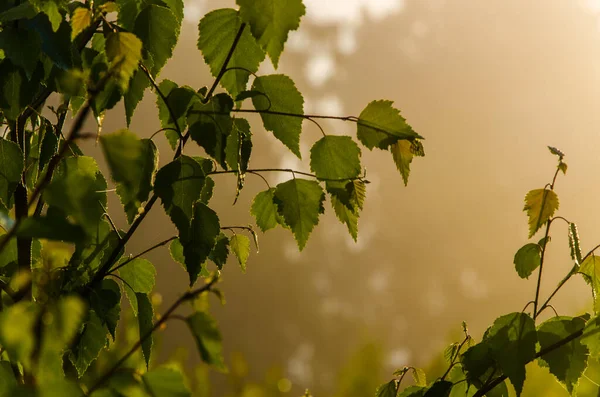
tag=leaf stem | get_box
[108,236,177,274]
[209,168,365,182]
[85,277,219,395]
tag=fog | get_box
[88,0,600,394]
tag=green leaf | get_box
[105,31,143,91]
[581,315,600,357]
[390,140,425,186]
[310,136,361,180]
[0,3,36,22]
[523,188,559,238]
[412,368,427,387]
[124,69,150,126]
[0,361,17,395]
[229,234,250,272]
[558,162,568,174]
[251,188,283,232]
[15,215,84,243]
[188,93,234,168]
[118,258,156,315]
[89,279,121,340]
[137,292,154,368]
[424,381,452,397]
[376,381,398,397]
[237,0,305,68]
[133,4,180,77]
[69,311,108,377]
[30,0,63,31]
[0,60,41,120]
[357,100,421,150]
[142,367,191,397]
[183,203,220,285]
[0,25,41,78]
[186,312,226,371]
[537,316,588,393]
[274,179,325,250]
[251,74,304,157]
[0,138,24,209]
[100,130,158,223]
[197,8,265,96]
[568,223,582,265]
[331,194,359,241]
[0,302,38,368]
[71,7,92,40]
[44,156,107,236]
[579,255,600,313]
[398,386,427,397]
[157,84,197,136]
[208,233,229,269]
[513,243,541,279]
[482,312,537,396]
[154,155,207,237]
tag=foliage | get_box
[378,148,600,397]
[0,0,426,394]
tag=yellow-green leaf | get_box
[105,32,142,91]
[229,234,250,272]
[523,188,559,238]
[580,255,600,314]
[71,7,92,40]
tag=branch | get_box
[85,277,219,395]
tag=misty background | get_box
[81,0,600,394]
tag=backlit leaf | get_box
[118,258,156,315]
[579,255,600,313]
[137,292,154,368]
[142,367,191,397]
[197,8,265,96]
[71,7,92,40]
[251,74,304,157]
[188,93,234,168]
[44,156,107,236]
[412,368,427,387]
[390,139,425,186]
[537,316,588,394]
[310,136,361,180]
[581,315,600,357]
[357,100,421,150]
[523,189,559,238]
[154,155,207,237]
[274,179,325,250]
[482,312,537,396]
[376,381,398,397]
[251,188,283,232]
[89,279,121,340]
[208,233,229,269]
[331,194,359,241]
[513,243,541,279]
[133,4,180,77]
[100,130,158,223]
[0,138,24,209]
[105,32,143,91]
[183,203,220,285]
[186,312,226,371]
[229,234,250,272]
[237,0,305,68]
[70,311,108,377]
